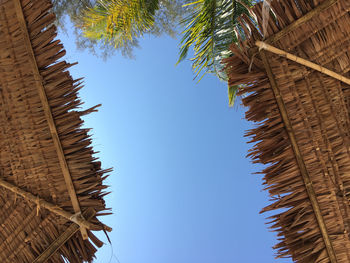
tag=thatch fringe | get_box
[0,0,111,262]
[224,0,350,262]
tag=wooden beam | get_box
[249,0,337,55]
[12,0,88,239]
[259,50,338,263]
[256,41,350,85]
[0,177,111,232]
[32,208,96,263]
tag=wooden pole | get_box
[256,41,350,86]
[0,178,111,232]
[12,0,88,239]
[259,50,338,263]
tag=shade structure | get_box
[0,0,111,262]
[224,0,350,262]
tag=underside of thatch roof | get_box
[0,0,111,262]
[225,0,350,262]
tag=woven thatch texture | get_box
[0,0,110,262]
[224,0,350,262]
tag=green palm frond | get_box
[178,0,253,106]
[81,0,159,48]
[178,0,253,79]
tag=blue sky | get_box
[58,26,292,263]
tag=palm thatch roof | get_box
[224,0,350,262]
[0,0,111,262]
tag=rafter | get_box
[12,0,88,239]
[260,50,338,263]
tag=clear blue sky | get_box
[58,25,292,263]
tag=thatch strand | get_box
[224,0,350,262]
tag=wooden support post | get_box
[12,0,88,239]
[256,41,350,85]
[259,50,338,263]
[0,178,111,232]
[32,208,96,263]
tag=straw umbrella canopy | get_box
[0,0,111,262]
[224,0,350,262]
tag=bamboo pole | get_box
[256,41,350,86]
[12,0,88,239]
[259,50,338,263]
[0,178,112,232]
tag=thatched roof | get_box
[224,0,350,262]
[0,0,111,262]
